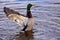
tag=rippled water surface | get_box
[0,0,60,40]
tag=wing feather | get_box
[4,7,28,27]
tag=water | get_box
[0,0,60,40]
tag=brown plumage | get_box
[3,4,35,31]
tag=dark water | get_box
[0,0,60,40]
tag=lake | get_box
[0,0,60,40]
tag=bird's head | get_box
[27,3,35,10]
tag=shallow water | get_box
[0,0,60,40]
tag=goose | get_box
[3,4,35,31]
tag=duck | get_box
[3,4,35,31]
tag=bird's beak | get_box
[32,4,36,6]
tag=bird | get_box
[3,4,35,31]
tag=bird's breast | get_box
[26,17,34,31]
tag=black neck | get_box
[26,10,32,18]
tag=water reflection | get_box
[12,30,34,40]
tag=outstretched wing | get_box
[4,7,28,27]
[4,7,25,16]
